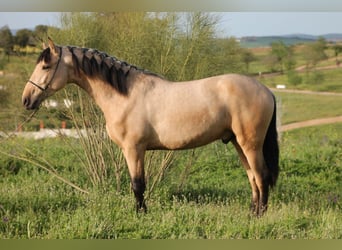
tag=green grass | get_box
[0,123,341,239]
[262,68,342,93]
[247,45,342,93]
[274,92,342,124]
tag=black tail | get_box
[263,94,279,188]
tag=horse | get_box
[22,38,279,216]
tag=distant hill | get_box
[239,34,342,48]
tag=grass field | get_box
[1,41,341,239]
[274,92,342,124]
[0,123,341,239]
[261,68,342,93]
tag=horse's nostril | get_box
[23,97,30,107]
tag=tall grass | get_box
[62,87,119,189]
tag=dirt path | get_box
[273,88,342,131]
[279,116,342,132]
[295,56,342,72]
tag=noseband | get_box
[28,47,62,92]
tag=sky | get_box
[1,12,342,38]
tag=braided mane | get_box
[37,46,161,95]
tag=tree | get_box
[14,28,33,47]
[177,12,220,80]
[0,25,14,61]
[332,43,342,65]
[302,37,327,85]
[333,44,342,57]
[212,37,246,75]
[241,48,256,73]
[34,25,49,39]
[304,37,327,69]
[269,41,295,73]
[51,12,236,81]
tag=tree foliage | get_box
[304,37,328,69]
[268,41,295,73]
[14,29,33,47]
[241,48,256,73]
[50,12,247,81]
[333,44,342,58]
[0,26,14,60]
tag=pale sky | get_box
[1,12,342,38]
[218,12,342,37]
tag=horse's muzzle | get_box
[22,96,40,110]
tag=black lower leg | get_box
[258,185,269,216]
[250,199,258,215]
[132,178,147,213]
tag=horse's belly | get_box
[149,119,232,150]
[146,83,233,150]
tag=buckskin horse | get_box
[22,38,279,216]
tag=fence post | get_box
[17,124,22,132]
[276,96,282,141]
[39,120,44,131]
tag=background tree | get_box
[50,12,247,81]
[0,25,14,61]
[34,25,49,39]
[241,48,256,73]
[212,37,246,75]
[14,28,33,48]
[302,37,327,84]
[269,41,295,73]
[304,37,327,69]
[332,43,342,65]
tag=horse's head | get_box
[22,38,68,110]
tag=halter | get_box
[28,47,62,92]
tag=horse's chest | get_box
[105,123,126,148]
[105,115,147,149]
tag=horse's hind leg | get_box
[232,139,260,214]
[244,148,270,216]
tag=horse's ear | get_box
[35,36,47,49]
[47,37,58,55]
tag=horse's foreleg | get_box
[132,177,147,213]
[123,146,147,213]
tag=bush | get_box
[287,70,302,85]
[305,71,325,85]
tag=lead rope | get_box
[17,109,39,131]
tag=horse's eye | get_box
[42,65,50,70]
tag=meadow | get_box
[0,122,341,239]
[1,26,342,238]
[274,91,342,124]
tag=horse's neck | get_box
[72,75,128,117]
